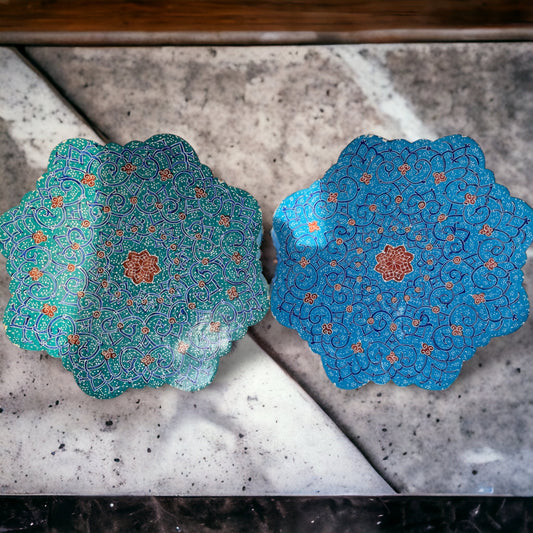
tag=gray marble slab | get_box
[20,43,533,494]
[0,47,393,496]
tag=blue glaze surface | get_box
[272,135,533,390]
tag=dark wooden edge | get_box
[0,495,531,532]
[2,0,533,45]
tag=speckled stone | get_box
[24,43,533,494]
[0,46,392,496]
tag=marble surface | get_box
[0,47,392,496]
[1,42,533,495]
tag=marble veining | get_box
[24,43,533,494]
[0,46,392,496]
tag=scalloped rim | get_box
[271,134,533,390]
[0,134,270,398]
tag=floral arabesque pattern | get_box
[271,135,533,390]
[0,134,269,398]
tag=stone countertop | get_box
[1,43,533,495]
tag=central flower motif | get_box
[374,244,414,282]
[122,250,161,285]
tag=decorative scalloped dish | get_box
[271,135,533,390]
[0,134,269,398]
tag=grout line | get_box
[248,325,401,494]
[15,46,113,144]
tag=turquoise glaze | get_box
[0,135,269,398]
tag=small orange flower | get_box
[141,354,155,366]
[360,172,372,185]
[322,323,333,335]
[304,292,318,304]
[102,348,117,360]
[479,224,493,236]
[32,230,47,244]
[67,334,80,345]
[42,303,57,317]
[421,343,434,356]
[159,168,173,181]
[327,192,338,203]
[398,163,410,176]
[386,351,398,364]
[437,213,447,223]
[29,267,43,280]
[81,220,90,228]
[308,221,320,232]
[177,341,189,354]
[67,263,75,272]
[141,326,149,334]
[484,258,498,271]
[121,162,137,174]
[93,311,101,318]
[219,215,230,227]
[451,324,463,336]
[227,287,239,300]
[210,321,221,332]
[81,173,96,186]
[464,193,477,205]
[194,187,207,199]
[232,252,243,265]
[351,341,363,353]
[433,171,446,185]
[472,293,486,304]
[51,196,63,209]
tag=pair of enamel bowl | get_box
[1,134,531,398]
